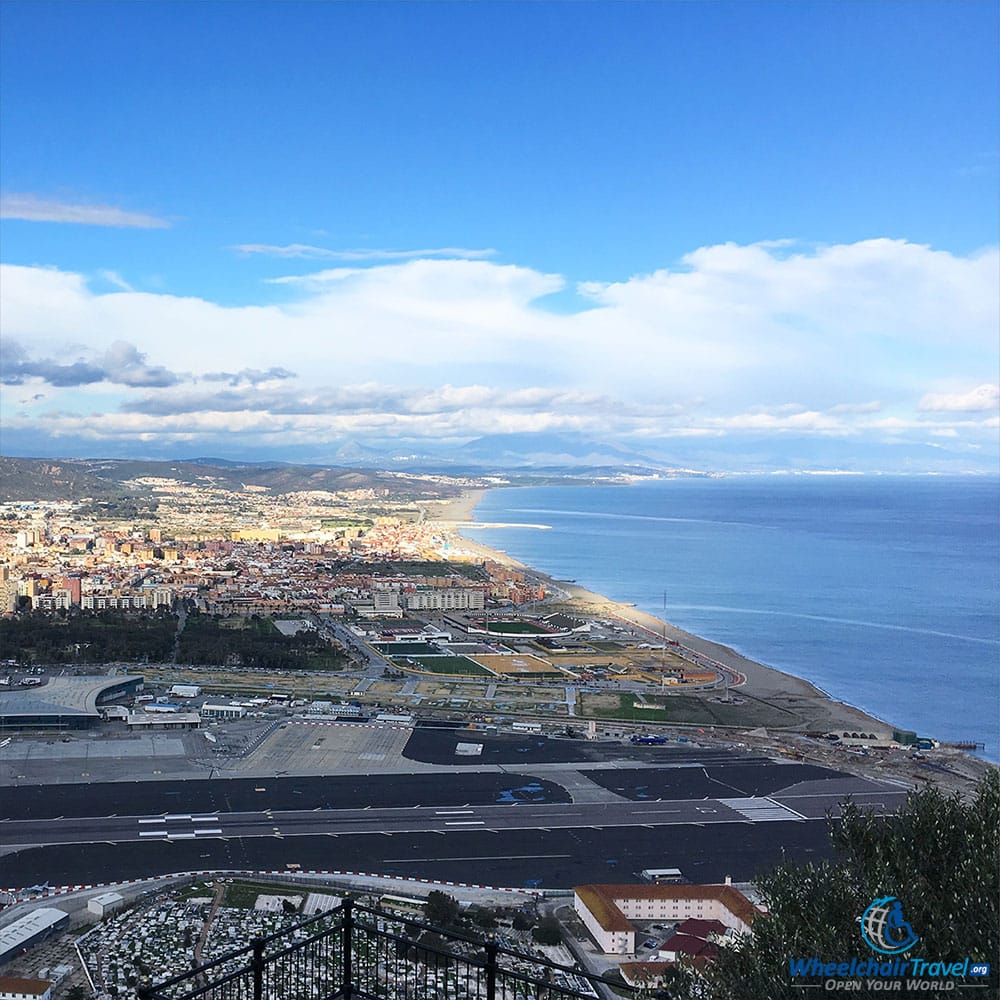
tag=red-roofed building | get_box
[0,978,52,1000]
[574,883,757,955]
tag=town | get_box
[0,474,992,1000]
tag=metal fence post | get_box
[341,898,354,999]
[251,937,265,1000]
[485,933,498,1000]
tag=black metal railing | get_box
[138,899,638,1000]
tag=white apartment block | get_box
[373,589,401,613]
[31,590,72,611]
[81,587,173,610]
[404,588,485,612]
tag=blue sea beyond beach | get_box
[468,476,1000,762]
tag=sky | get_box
[1,0,998,471]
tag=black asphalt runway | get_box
[399,729,769,767]
[0,822,836,890]
[582,762,852,800]
[402,730,593,766]
[0,772,571,821]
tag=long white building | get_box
[574,883,757,955]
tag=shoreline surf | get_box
[432,487,897,737]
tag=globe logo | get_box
[860,896,920,955]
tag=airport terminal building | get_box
[0,675,144,731]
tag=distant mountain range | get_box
[1,427,992,501]
[295,431,987,476]
[0,456,463,503]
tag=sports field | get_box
[473,654,574,680]
[393,655,493,676]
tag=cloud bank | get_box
[1,239,997,467]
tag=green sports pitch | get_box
[392,654,493,676]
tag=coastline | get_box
[431,487,894,735]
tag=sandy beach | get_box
[430,487,892,735]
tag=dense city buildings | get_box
[0,483,525,623]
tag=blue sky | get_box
[1,1,997,470]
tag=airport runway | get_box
[0,772,572,821]
[0,786,905,850]
[0,729,910,892]
[0,820,840,890]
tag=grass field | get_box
[580,692,803,727]
[393,654,493,676]
[223,880,303,909]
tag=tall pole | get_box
[661,590,667,671]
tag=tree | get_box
[470,907,498,930]
[424,890,460,928]
[683,771,999,999]
[531,915,562,945]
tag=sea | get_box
[468,476,1000,762]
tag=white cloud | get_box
[705,410,846,433]
[233,243,496,261]
[829,400,882,414]
[918,384,999,413]
[0,193,169,228]
[1,239,997,461]
[97,270,134,291]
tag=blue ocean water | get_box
[469,477,1000,761]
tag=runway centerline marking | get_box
[444,820,485,826]
[384,854,572,863]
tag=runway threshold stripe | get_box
[768,797,809,820]
[444,821,485,826]
[164,814,193,821]
[137,818,166,825]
